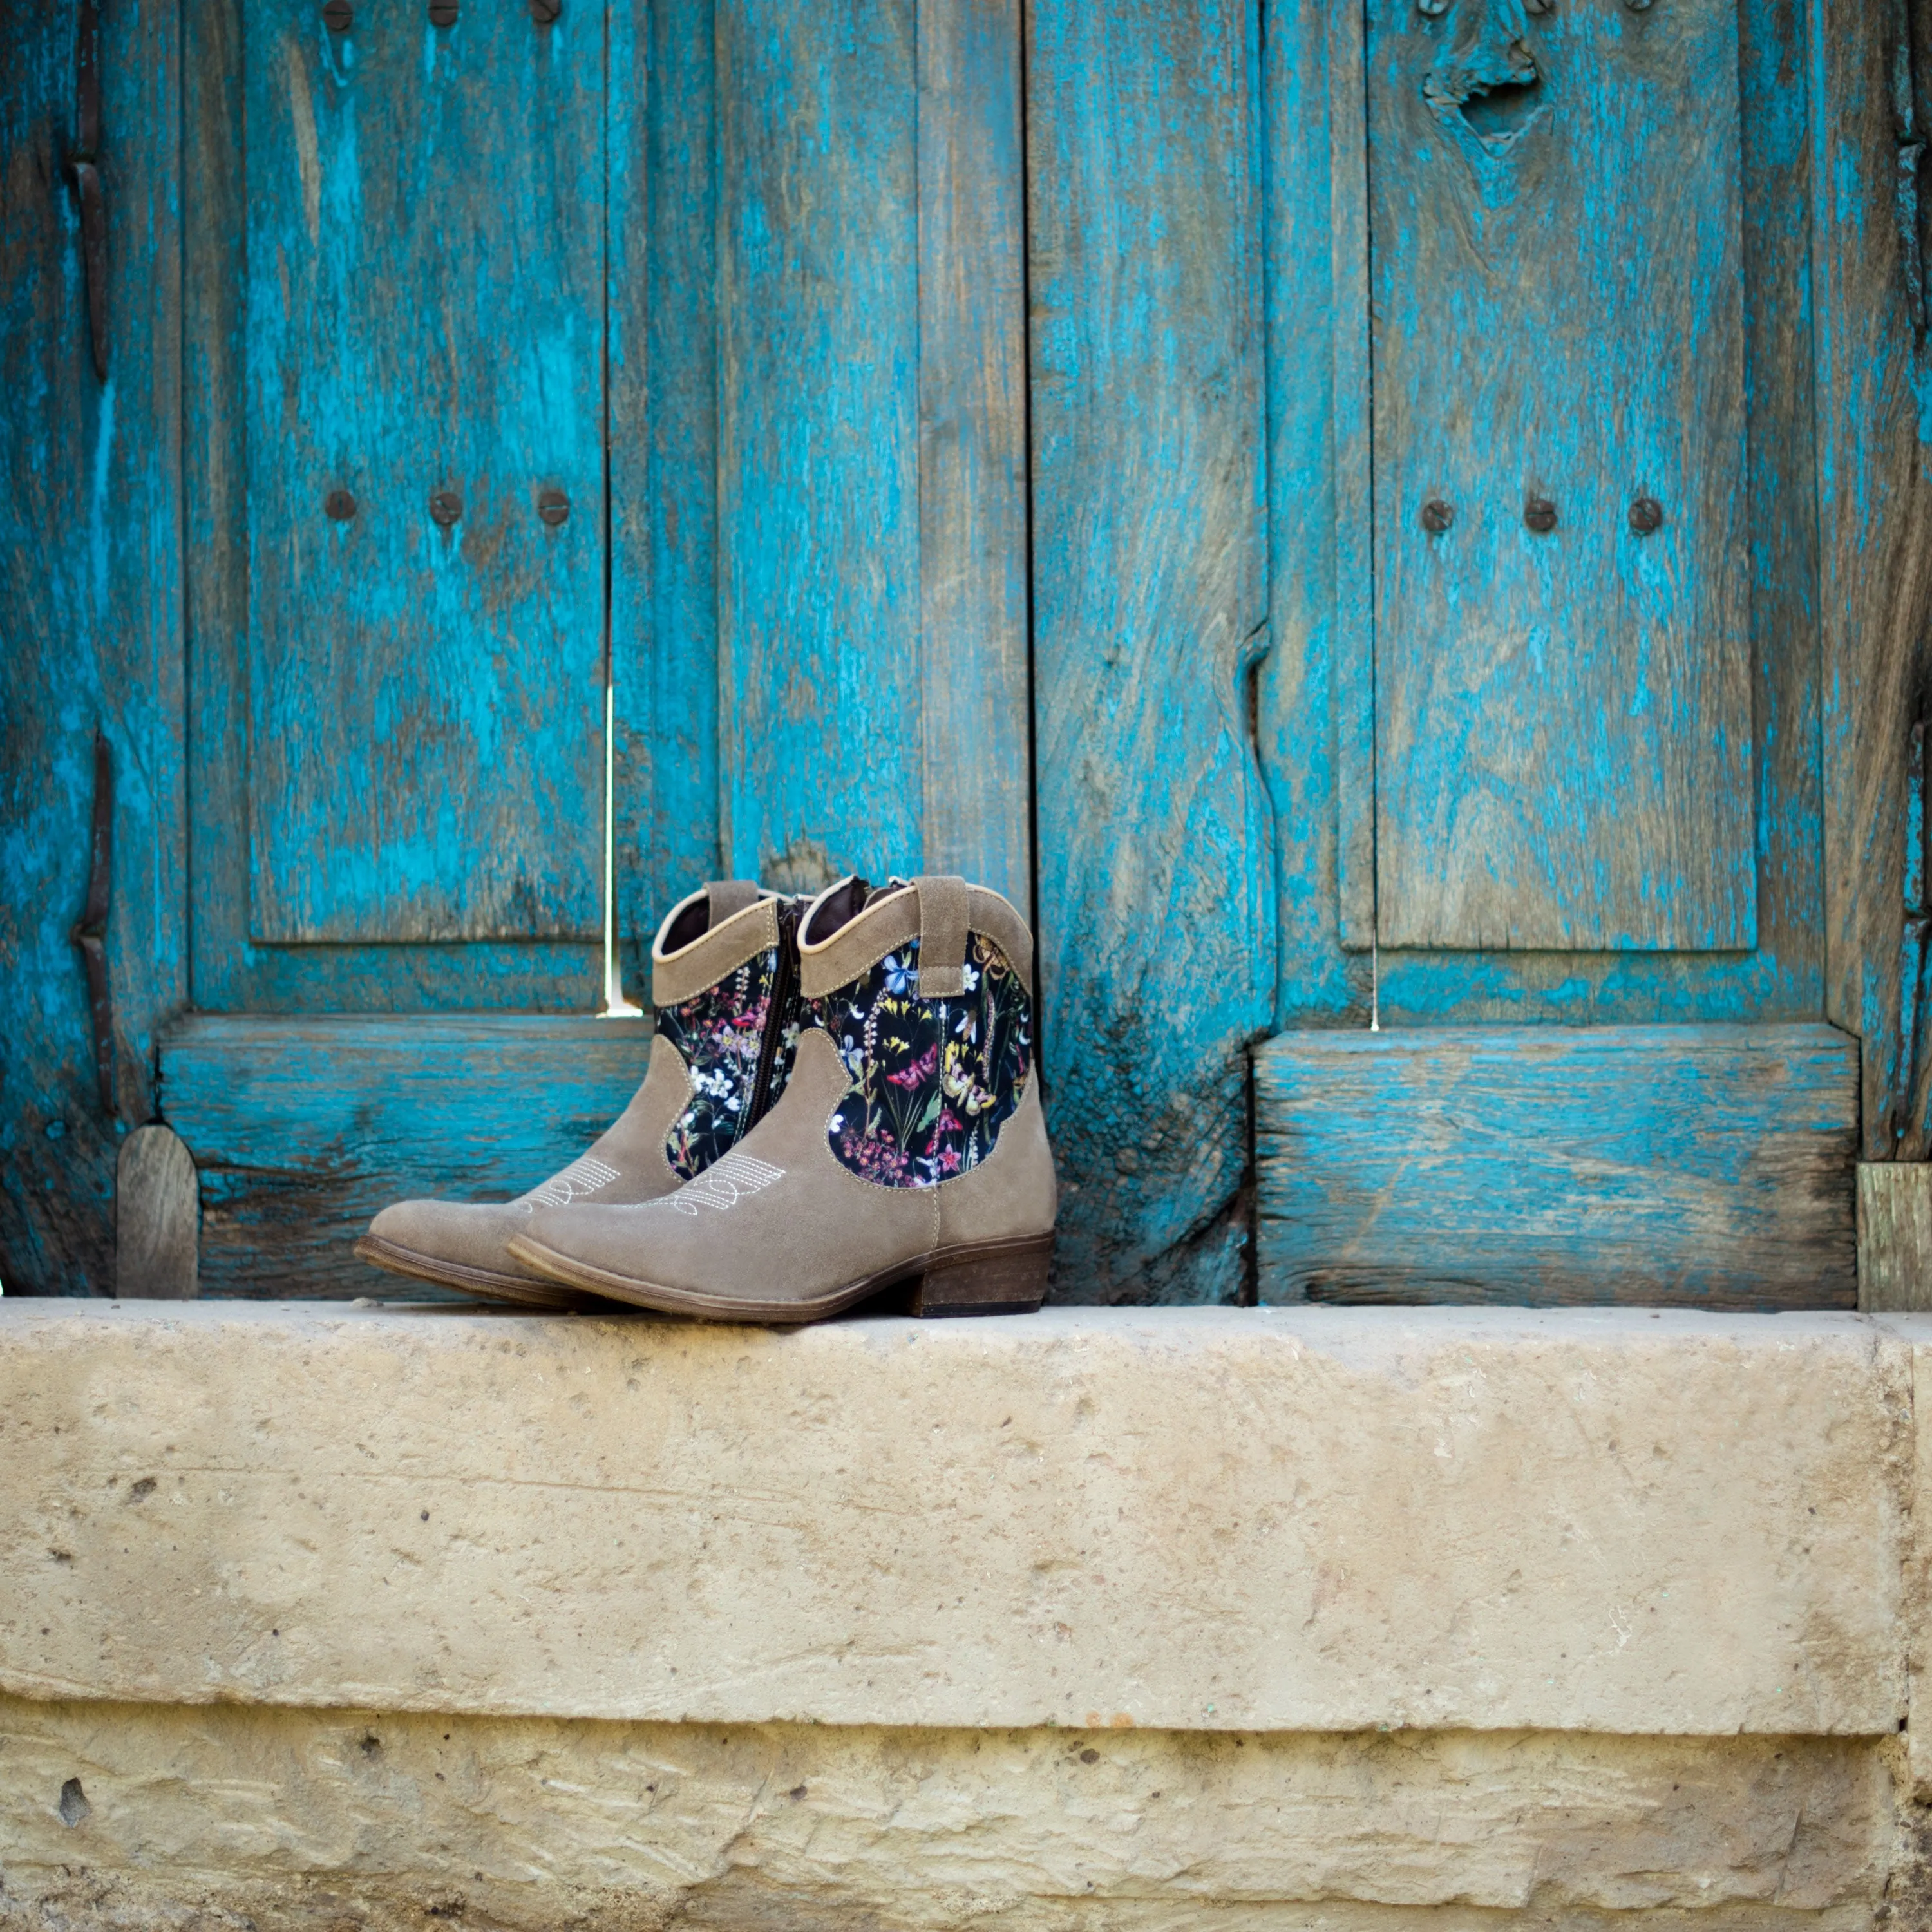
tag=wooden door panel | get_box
[1368,0,1753,952]
[1256,1023,1857,1307]
[243,1,605,945]
[164,1016,647,1295]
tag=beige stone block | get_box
[0,1698,1891,1930]
[0,1302,1911,1736]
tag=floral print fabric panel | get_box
[658,947,797,1181]
[813,934,1032,1188]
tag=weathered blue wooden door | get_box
[6,0,1927,1304]
[1253,0,1861,1303]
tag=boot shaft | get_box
[798,876,1036,1189]
[652,881,806,1180]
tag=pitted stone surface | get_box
[0,1699,1893,1930]
[0,1302,1913,1735]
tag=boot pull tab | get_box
[704,879,759,926]
[914,875,970,998]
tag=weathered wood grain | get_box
[115,1126,198,1301]
[1329,0,1377,954]
[1260,0,1823,1030]
[241,0,605,945]
[716,0,921,893]
[1029,0,1275,1301]
[185,0,603,1013]
[161,1016,650,1297]
[1258,0,1373,1020]
[1812,2,1932,1158]
[1367,0,1752,952]
[614,0,721,946]
[1858,1161,1932,1311]
[918,0,1032,911]
[1256,1025,1859,1308]
[1,0,185,1294]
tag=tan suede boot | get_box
[353,880,804,1306]
[506,876,1056,1321]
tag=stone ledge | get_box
[0,1699,1894,1932]
[0,1301,1917,1738]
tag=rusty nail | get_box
[325,488,357,522]
[1524,496,1558,534]
[428,0,458,24]
[430,489,462,528]
[1628,495,1663,535]
[536,487,570,527]
[1421,498,1454,534]
[323,0,353,29]
[531,0,562,20]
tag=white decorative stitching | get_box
[663,1151,786,1217]
[526,1155,621,1209]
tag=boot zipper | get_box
[744,898,799,1138]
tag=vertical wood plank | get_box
[1329,0,1376,956]
[613,0,721,951]
[1029,0,1274,1301]
[918,0,1032,909]
[1811,0,1932,1158]
[116,1126,199,1301]
[1255,0,1371,1025]
[1,0,185,1293]
[716,0,922,893]
[1858,1162,1932,1311]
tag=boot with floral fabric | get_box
[506,875,1056,1322]
[354,880,804,1306]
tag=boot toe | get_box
[360,1198,573,1305]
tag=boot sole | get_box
[502,1230,1052,1325]
[352,1235,584,1311]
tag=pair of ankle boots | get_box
[353,875,1057,1323]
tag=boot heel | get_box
[911,1235,1052,1318]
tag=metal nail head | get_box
[430,489,462,527]
[536,487,570,527]
[323,0,353,30]
[1421,498,1454,534]
[1524,496,1558,534]
[531,0,561,20]
[1629,495,1663,535]
[325,488,357,522]
[428,0,458,24]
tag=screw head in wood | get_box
[536,487,571,527]
[1421,498,1454,534]
[323,0,353,30]
[428,0,459,24]
[430,489,462,527]
[1628,495,1664,535]
[531,0,562,21]
[1523,495,1558,534]
[324,488,357,522]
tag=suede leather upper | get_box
[357,884,781,1302]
